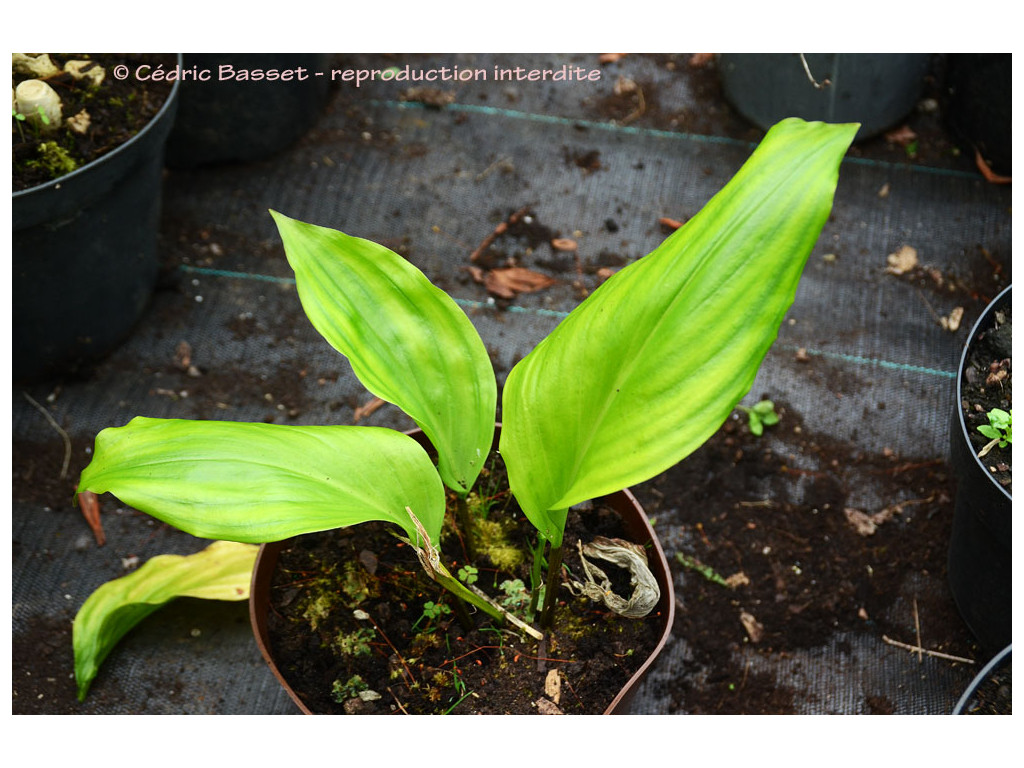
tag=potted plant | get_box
[72,117,858,712]
[953,644,1011,715]
[12,53,181,382]
[165,53,333,169]
[948,284,1012,654]
[718,53,931,141]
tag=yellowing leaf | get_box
[73,541,258,700]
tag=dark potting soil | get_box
[12,53,176,192]
[632,401,978,715]
[958,302,1012,493]
[961,658,1012,715]
[263,448,664,715]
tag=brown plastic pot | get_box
[250,424,675,714]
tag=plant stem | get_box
[454,493,477,562]
[451,595,475,633]
[528,538,545,617]
[539,540,565,630]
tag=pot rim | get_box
[952,643,1011,714]
[12,53,183,202]
[249,423,676,715]
[954,284,1012,503]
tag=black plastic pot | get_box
[165,53,333,169]
[945,53,1012,178]
[250,425,675,714]
[12,56,182,383]
[718,53,931,141]
[953,644,1011,715]
[948,285,1012,654]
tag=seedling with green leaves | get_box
[738,399,780,436]
[978,407,1012,457]
[74,118,857,699]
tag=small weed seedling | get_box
[978,407,1012,457]
[412,600,452,632]
[738,400,780,436]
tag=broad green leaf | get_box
[78,417,445,545]
[271,210,496,494]
[73,540,257,701]
[500,119,858,544]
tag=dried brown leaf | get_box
[484,267,556,299]
[724,572,751,589]
[845,507,878,536]
[740,610,764,643]
[78,490,105,547]
[885,245,918,275]
[941,306,964,332]
[544,669,561,704]
[884,124,918,146]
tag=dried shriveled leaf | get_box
[885,245,918,275]
[73,540,258,700]
[740,610,764,642]
[484,266,557,299]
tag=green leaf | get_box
[271,210,496,494]
[500,119,857,544]
[73,540,258,701]
[78,417,445,545]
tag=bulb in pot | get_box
[15,79,62,131]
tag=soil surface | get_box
[12,53,176,191]
[960,656,1012,715]
[631,400,977,714]
[262,447,664,715]
[957,299,1012,492]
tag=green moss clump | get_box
[333,627,375,657]
[301,587,341,631]
[476,518,525,572]
[31,141,78,178]
[331,674,369,702]
[340,560,372,605]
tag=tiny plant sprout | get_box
[14,79,62,131]
[72,118,857,699]
[977,407,1012,457]
[738,400,780,436]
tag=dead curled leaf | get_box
[724,572,751,589]
[466,265,557,299]
[844,505,902,536]
[885,245,918,275]
[544,669,561,704]
[884,124,918,147]
[77,490,105,547]
[940,306,964,332]
[535,698,564,714]
[740,610,764,643]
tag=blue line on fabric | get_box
[179,264,956,379]
[369,100,981,181]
